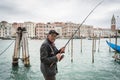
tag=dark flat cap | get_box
[48,30,59,35]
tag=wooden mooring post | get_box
[71,37,73,63]
[81,36,82,53]
[114,30,118,61]
[12,27,22,66]
[68,42,70,54]
[98,33,101,52]
[94,35,97,52]
[22,28,30,67]
[92,33,95,63]
[109,34,111,52]
[79,28,82,53]
[12,27,30,67]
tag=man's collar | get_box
[47,38,52,44]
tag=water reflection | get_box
[11,66,30,80]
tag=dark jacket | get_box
[40,38,60,76]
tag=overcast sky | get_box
[0,0,120,28]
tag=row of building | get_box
[0,15,119,39]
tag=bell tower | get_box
[111,14,116,31]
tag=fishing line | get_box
[64,0,104,48]
[0,40,15,56]
[58,0,104,79]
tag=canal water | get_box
[0,38,120,80]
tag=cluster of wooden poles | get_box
[12,27,30,67]
[67,30,118,63]
[67,33,101,63]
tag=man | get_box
[40,30,65,80]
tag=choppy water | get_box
[0,38,120,80]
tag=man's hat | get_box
[48,30,59,35]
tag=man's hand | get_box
[56,53,62,61]
[56,53,64,61]
[60,47,65,53]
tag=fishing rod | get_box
[50,0,104,67]
[64,0,104,48]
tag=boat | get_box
[106,40,120,53]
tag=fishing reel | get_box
[59,54,64,61]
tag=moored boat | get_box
[106,40,120,53]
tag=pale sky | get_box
[0,0,120,28]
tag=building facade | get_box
[35,22,55,39]
[52,22,65,38]
[0,21,12,38]
[1,15,119,39]
[24,22,36,38]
